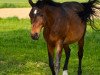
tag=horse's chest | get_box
[43,29,62,43]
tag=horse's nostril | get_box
[31,33,39,40]
[34,33,38,36]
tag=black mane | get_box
[36,0,61,7]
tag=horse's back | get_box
[62,2,83,12]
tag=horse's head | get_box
[29,0,45,40]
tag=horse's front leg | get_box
[47,44,55,75]
[55,41,63,75]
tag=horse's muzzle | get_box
[31,33,39,40]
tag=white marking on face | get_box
[63,70,68,75]
[34,9,38,14]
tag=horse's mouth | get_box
[31,33,39,40]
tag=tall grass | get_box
[0,17,100,75]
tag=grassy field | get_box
[0,0,88,8]
[0,17,100,75]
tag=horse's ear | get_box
[28,0,35,7]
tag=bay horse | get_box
[28,0,100,75]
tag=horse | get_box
[28,0,100,75]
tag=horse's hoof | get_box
[63,70,68,75]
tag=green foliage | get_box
[0,0,88,8]
[0,17,100,75]
[0,3,30,8]
[0,3,16,8]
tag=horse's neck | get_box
[44,5,66,29]
[44,6,55,28]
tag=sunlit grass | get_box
[0,17,100,75]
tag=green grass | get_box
[0,0,88,8]
[0,17,100,75]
